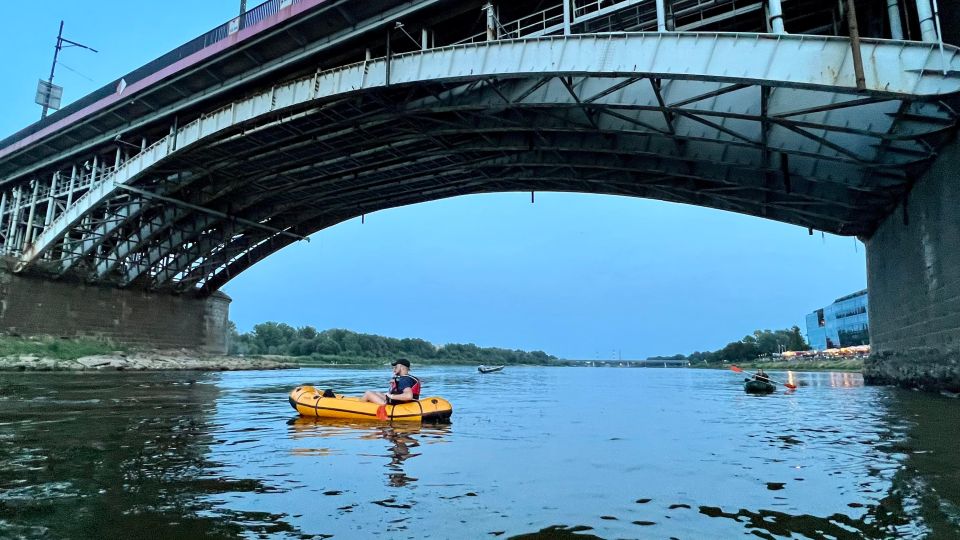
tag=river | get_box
[0,366,958,539]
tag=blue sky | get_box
[0,1,867,359]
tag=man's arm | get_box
[386,387,414,401]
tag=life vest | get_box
[389,375,421,400]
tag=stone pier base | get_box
[863,137,960,391]
[0,269,230,354]
[864,351,960,393]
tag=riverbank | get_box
[0,351,298,371]
[0,335,296,371]
[0,336,561,371]
[701,358,865,372]
[295,353,563,367]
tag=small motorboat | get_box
[289,386,452,423]
[744,379,776,394]
[478,365,505,373]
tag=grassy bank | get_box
[293,354,563,367]
[0,335,129,360]
[694,358,864,372]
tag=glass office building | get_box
[805,290,869,350]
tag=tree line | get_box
[648,326,808,365]
[229,322,557,364]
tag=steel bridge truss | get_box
[3,32,960,294]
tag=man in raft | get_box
[361,358,421,405]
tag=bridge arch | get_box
[16,33,960,295]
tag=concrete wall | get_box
[864,137,960,392]
[0,269,230,353]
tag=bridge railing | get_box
[451,0,770,45]
[0,0,308,154]
[454,3,566,44]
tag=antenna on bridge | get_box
[37,20,97,120]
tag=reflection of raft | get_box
[744,380,776,394]
[288,386,453,423]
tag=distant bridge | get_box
[0,0,958,391]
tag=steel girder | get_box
[13,32,960,293]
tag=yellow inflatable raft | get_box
[288,385,453,423]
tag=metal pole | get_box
[385,30,391,86]
[916,0,938,42]
[7,187,21,248]
[562,0,571,36]
[239,0,248,30]
[846,0,867,91]
[169,117,179,152]
[421,28,428,50]
[40,22,96,120]
[767,0,786,34]
[41,21,65,119]
[931,0,948,74]
[485,3,496,41]
[25,181,39,244]
[656,0,667,32]
[44,173,58,226]
[0,192,7,250]
[65,165,77,207]
[887,0,904,39]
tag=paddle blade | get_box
[376,405,388,421]
[785,383,798,390]
[730,365,744,373]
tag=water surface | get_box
[1,367,958,538]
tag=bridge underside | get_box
[9,33,960,297]
[0,0,957,384]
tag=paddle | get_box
[730,365,797,390]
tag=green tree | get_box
[251,322,296,353]
[229,322,559,364]
[786,325,808,350]
[297,326,318,340]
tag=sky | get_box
[0,1,868,360]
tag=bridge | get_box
[0,0,958,389]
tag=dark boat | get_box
[478,365,505,373]
[744,379,776,394]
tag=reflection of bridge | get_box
[0,1,958,388]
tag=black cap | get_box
[391,358,411,368]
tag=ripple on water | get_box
[0,481,80,502]
[0,521,49,540]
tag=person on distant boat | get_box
[754,368,771,383]
[362,358,421,405]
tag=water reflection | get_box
[829,371,864,388]
[1,367,958,538]
[881,389,960,538]
[287,417,450,488]
[0,373,304,539]
[782,370,865,389]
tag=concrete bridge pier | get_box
[0,267,230,354]
[864,138,960,392]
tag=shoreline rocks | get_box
[0,350,298,372]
